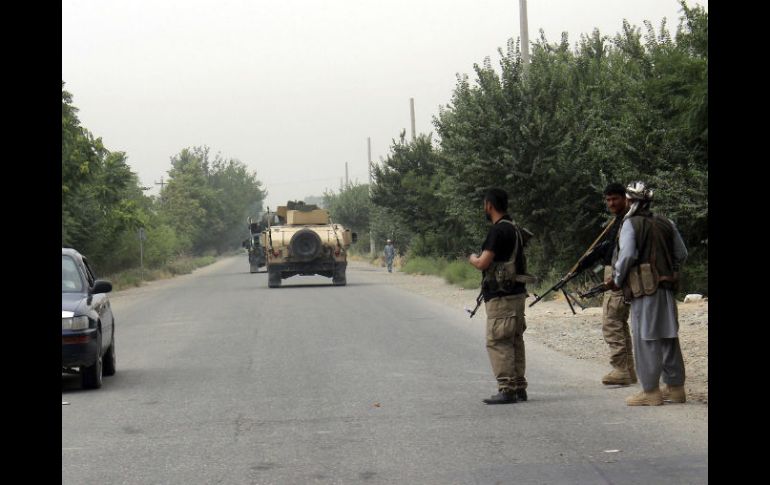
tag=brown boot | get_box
[625,388,663,406]
[661,384,686,403]
[602,368,633,386]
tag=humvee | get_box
[261,201,357,287]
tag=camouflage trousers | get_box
[485,294,527,392]
[603,266,634,372]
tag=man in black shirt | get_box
[469,188,528,404]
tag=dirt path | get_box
[350,259,708,404]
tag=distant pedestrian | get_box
[384,240,395,273]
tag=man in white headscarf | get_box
[606,181,689,406]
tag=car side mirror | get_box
[242,239,249,248]
[351,232,358,243]
[91,280,112,294]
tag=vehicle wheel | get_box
[103,332,116,377]
[250,263,259,273]
[332,268,346,286]
[268,268,282,288]
[82,332,103,389]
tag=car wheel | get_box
[268,268,281,288]
[332,268,346,286]
[81,331,103,389]
[103,331,116,377]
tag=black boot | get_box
[482,389,517,405]
[515,389,528,402]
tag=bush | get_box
[105,268,144,291]
[144,223,183,268]
[402,256,448,276]
[678,258,708,297]
[442,260,481,289]
[401,256,481,289]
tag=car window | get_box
[62,256,84,292]
[82,258,96,286]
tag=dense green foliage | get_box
[65,2,707,295]
[62,83,266,275]
[369,2,708,294]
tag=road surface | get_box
[62,256,707,484]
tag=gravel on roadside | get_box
[352,261,708,404]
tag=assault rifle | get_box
[466,290,484,318]
[527,271,586,315]
[528,217,617,315]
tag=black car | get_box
[62,248,116,389]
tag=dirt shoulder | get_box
[350,259,708,404]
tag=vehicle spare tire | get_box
[290,229,322,261]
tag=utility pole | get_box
[345,162,349,187]
[410,98,416,142]
[519,0,530,66]
[155,176,166,205]
[368,137,375,257]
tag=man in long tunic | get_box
[607,181,689,406]
[384,240,396,273]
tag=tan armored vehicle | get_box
[260,201,357,287]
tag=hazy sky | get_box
[62,0,707,209]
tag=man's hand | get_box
[605,277,619,291]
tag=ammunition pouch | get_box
[483,220,538,292]
[622,215,680,301]
[484,262,538,293]
[623,263,679,300]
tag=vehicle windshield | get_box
[62,256,84,293]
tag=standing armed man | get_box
[576,183,637,386]
[469,188,529,405]
[607,181,689,406]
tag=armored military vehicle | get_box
[242,216,267,273]
[260,201,357,287]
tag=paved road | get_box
[62,256,708,484]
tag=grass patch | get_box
[401,256,447,276]
[441,260,481,289]
[401,256,481,290]
[165,255,216,276]
[105,255,218,291]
